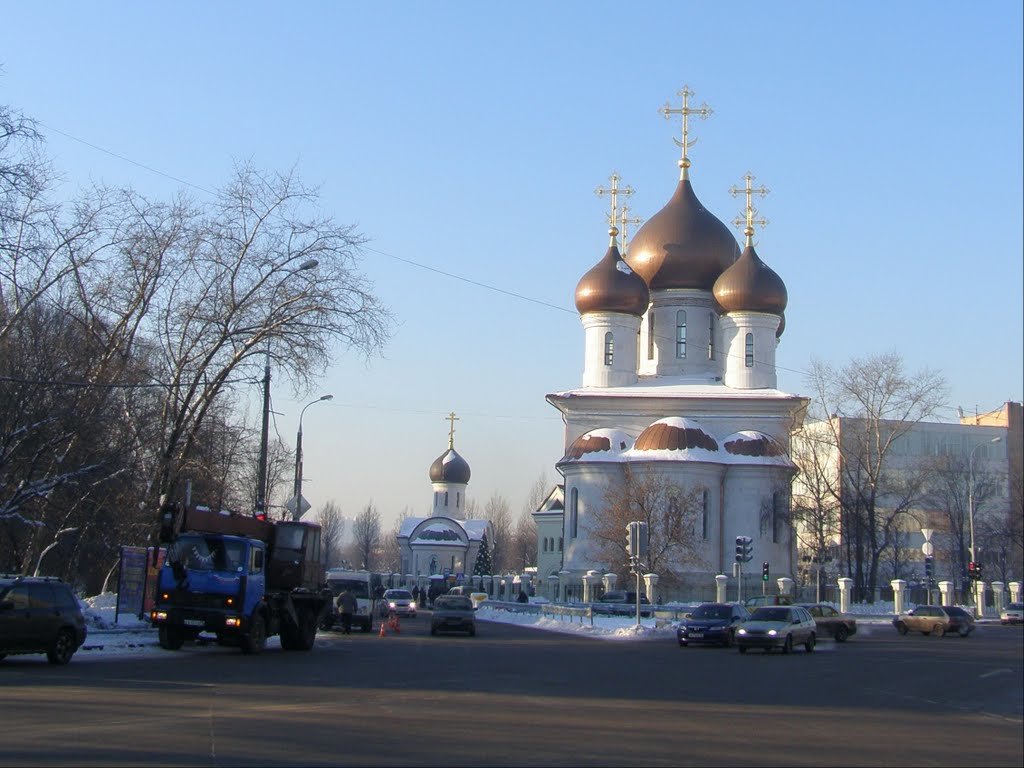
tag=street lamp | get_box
[293,394,333,521]
[254,258,319,518]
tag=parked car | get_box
[795,603,858,642]
[594,591,652,617]
[743,594,793,610]
[676,602,749,648]
[378,588,417,618]
[430,595,477,636]
[892,605,975,637]
[735,605,817,654]
[0,575,88,665]
[1000,602,1023,625]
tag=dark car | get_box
[0,576,88,664]
[430,595,476,636]
[676,602,750,647]
[796,603,858,642]
[893,605,975,637]
[594,590,651,617]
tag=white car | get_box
[1000,602,1023,625]
[379,589,417,618]
[735,605,817,654]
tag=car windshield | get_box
[945,607,970,618]
[386,590,412,600]
[1009,603,1024,610]
[170,535,245,572]
[436,597,472,610]
[750,607,790,622]
[328,579,370,599]
[692,604,731,620]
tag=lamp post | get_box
[254,258,319,518]
[293,394,333,521]
[968,435,1002,613]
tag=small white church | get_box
[533,87,809,603]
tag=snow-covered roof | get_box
[398,516,489,542]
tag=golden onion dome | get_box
[712,243,787,315]
[574,233,651,316]
[623,178,739,291]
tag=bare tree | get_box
[587,464,707,594]
[508,508,538,572]
[805,352,947,599]
[791,427,843,587]
[484,492,513,573]
[316,500,346,569]
[376,507,411,575]
[351,502,382,571]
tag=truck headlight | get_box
[225,617,242,627]
[152,611,168,622]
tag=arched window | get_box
[708,313,715,360]
[676,311,687,358]
[445,491,449,506]
[558,537,563,551]
[603,332,614,366]
[570,488,579,539]
[543,537,548,553]
[647,313,655,360]
[456,491,460,508]
[745,333,754,368]
[702,489,709,540]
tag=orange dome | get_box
[575,242,650,316]
[712,243,787,315]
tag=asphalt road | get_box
[1,614,1021,766]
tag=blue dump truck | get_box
[150,501,332,654]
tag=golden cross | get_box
[659,86,713,173]
[618,204,644,252]
[445,411,459,449]
[595,172,635,241]
[728,172,769,245]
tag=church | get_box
[534,87,809,603]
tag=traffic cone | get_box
[391,615,401,634]
[379,621,386,637]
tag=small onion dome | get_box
[429,448,471,484]
[559,428,633,464]
[723,431,786,458]
[623,179,740,291]
[776,311,786,338]
[633,416,719,452]
[574,240,650,316]
[712,242,787,315]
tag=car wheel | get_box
[738,646,747,654]
[678,639,687,647]
[158,624,186,651]
[805,633,815,653]
[933,624,945,638]
[242,612,267,654]
[958,625,970,638]
[834,625,848,643]
[47,629,77,665]
[895,622,908,636]
[782,635,793,654]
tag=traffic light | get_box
[735,535,752,563]
[626,521,648,559]
[762,562,770,582]
[967,561,976,580]
[924,556,934,580]
[975,562,983,580]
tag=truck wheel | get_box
[294,610,317,651]
[242,612,266,654]
[279,622,298,651]
[158,624,186,651]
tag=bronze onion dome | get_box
[429,448,471,484]
[633,417,719,452]
[712,242,787,315]
[623,179,740,291]
[574,233,651,316]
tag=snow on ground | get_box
[72,593,907,658]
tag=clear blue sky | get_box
[3,1,1022,528]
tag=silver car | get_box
[735,605,817,654]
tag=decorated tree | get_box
[473,534,492,575]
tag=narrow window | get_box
[708,313,715,360]
[559,537,563,551]
[603,331,614,366]
[445,491,449,506]
[745,333,754,368]
[647,313,655,360]
[570,488,579,539]
[676,310,687,358]
[702,489,709,540]
[456,491,460,508]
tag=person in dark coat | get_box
[336,589,357,634]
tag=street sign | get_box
[921,541,934,557]
[921,528,933,542]
[285,495,311,516]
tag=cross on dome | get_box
[729,171,770,246]
[617,204,644,252]
[595,172,635,246]
[659,85,713,177]
[445,411,459,449]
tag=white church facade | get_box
[534,87,809,603]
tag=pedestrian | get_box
[336,589,357,634]
[412,585,421,607]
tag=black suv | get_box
[0,575,88,664]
